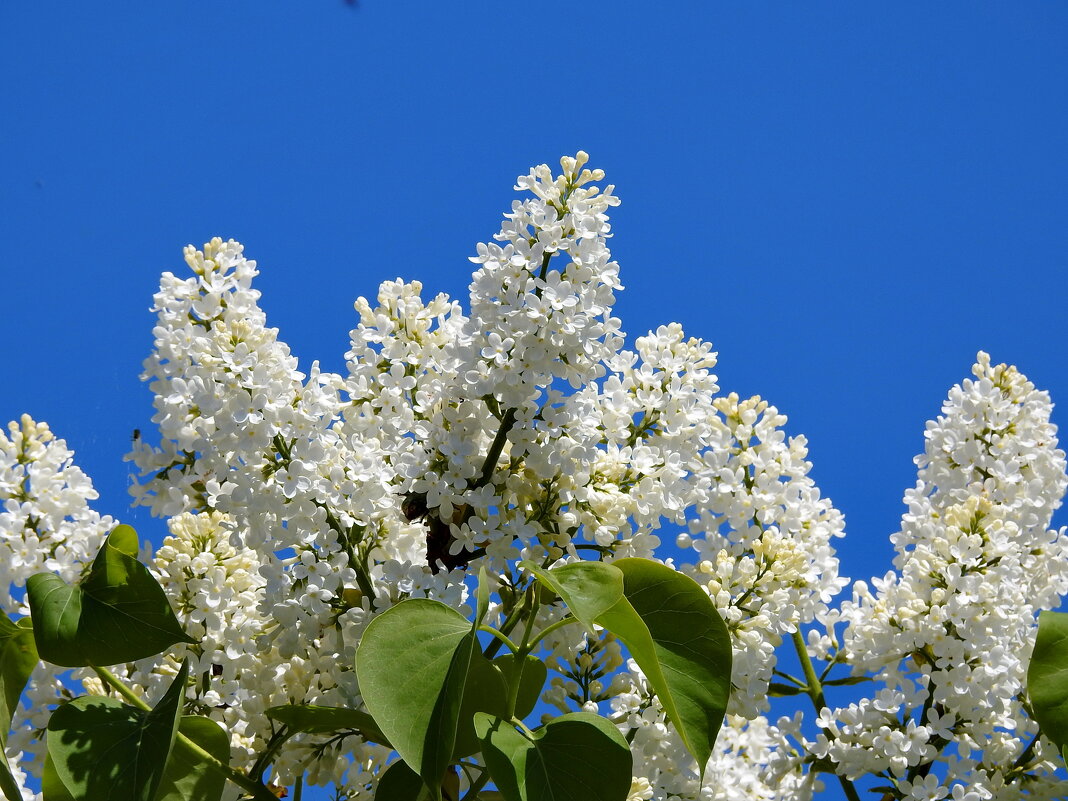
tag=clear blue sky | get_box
[2,3,1067,799]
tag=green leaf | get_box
[474,712,631,801]
[451,652,546,759]
[265,704,391,746]
[453,652,508,758]
[595,557,731,772]
[0,753,20,801]
[0,617,37,734]
[42,754,76,801]
[1028,610,1068,749]
[355,599,475,800]
[107,523,141,557]
[0,616,37,801]
[47,660,189,801]
[823,676,871,687]
[375,759,430,801]
[156,716,230,801]
[27,525,197,667]
[523,561,623,633]
[767,682,805,697]
[492,654,546,720]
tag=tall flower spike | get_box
[829,354,1068,794]
[0,415,113,786]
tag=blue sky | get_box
[2,3,1067,799]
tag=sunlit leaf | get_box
[595,557,731,772]
[1029,610,1068,749]
[356,599,475,800]
[523,561,622,632]
[27,525,196,667]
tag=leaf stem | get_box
[527,615,578,652]
[92,666,279,801]
[772,668,807,688]
[93,666,150,710]
[250,724,293,782]
[516,586,540,655]
[1012,731,1040,770]
[470,236,561,493]
[789,632,862,801]
[504,587,541,719]
[483,597,524,659]
[473,408,517,489]
[478,625,519,654]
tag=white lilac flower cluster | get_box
[806,354,1068,800]
[0,416,112,797]
[2,155,1066,801]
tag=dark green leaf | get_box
[0,616,37,801]
[523,561,623,633]
[375,760,430,801]
[27,526,197,667]
[595,557,731,772]
[768,682,805,696]
[42,754,76,801]
[156,716,230,801]
[451,651,547,759]
[0,754,19,801]
[474,712,631,801]
[47,660,188,801]
[823,676,871,687]
[265,704,391,746]
[491,654,546,720]
[356,599,475,800]
[0,617,37,735]
[453,652,507,758]
[1029,610,1068,748]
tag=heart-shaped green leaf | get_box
[1028,610,1068,749]
[27,525,197,667]
[375,759,430,801]
[474,712,631,801]
[356,599,476,800]
[155,716,230,801]
[265,704,391,746]
[0,616,37,801]
[47,660,189,801]
[523,561,623,633]
[595,557,731,773]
